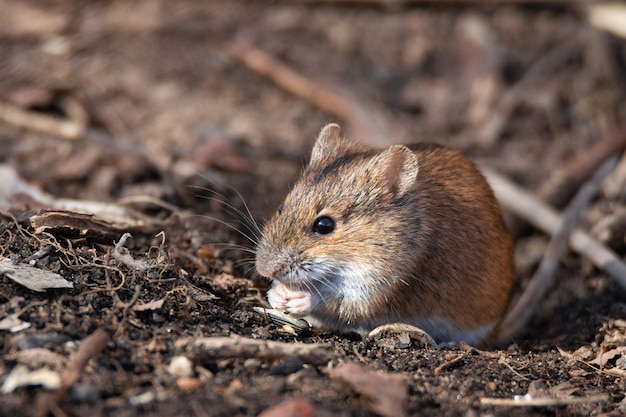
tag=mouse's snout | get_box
[255,246,298,282]
[255,258,278,280]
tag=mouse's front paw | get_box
[267,282,317,316]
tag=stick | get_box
[0,99,86,140]
[178,335,333,365]
[34,329,109,417]
[471,42,581,146]
[483,167,626,290]
[225,39,401,146]
[493,155,619,342]
[508,129,626,237]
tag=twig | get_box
[603,150,626,198]
[496,155,618,342]
[225,39,401,146]
[104,252,127,293]
[542,129,626,208]
[59,329,108,389]
[470,42,581,146]
[0,99,86,140]
[484,165,626,286]
[509,129,626,237]
[177,335,333,365]
[34,329,108,417]
[497,356,530,381]
[482,159,626,342]
[114,284,142,312]
[434,354,466,374]
[480,394,608,407]
[104,250,139,313]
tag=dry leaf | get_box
[0,256,73,292]
[546,381,578,399]
[590,346,626,367]
[571,346,595,361]
[568,366,594,378]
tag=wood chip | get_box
[29,211,125,242]
[132,299,165,312]
[332,362,407,417]
[258,398,316,417]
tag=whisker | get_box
[302,264,341,305]
[301,276,326,307]
[191,190,263,242]
[207,242,257,255]
[233,261,254,271]
[218,181,263,237]
[196,214,259,246]
[232,257,257,268]
[189,178,263,237]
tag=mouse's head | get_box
[255,124,422,318]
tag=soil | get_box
[1,1,626,416]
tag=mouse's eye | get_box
[312,216,335,235]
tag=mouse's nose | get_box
[255,258,279,279]
[255,248,297,281]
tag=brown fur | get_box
[256,124,515,343]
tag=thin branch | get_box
[509,129,626,237]
[225,39,401,146]
[34,329,109,417]
[483,157,625,343]
[469,42,581,146]
[0,99,86,140]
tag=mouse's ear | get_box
[310,123,342,168]
[369,145,419,198]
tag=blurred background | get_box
[2,1,624,210]
[1,2,626,415]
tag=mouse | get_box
[255,123,514,345]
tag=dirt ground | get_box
[1,1,626,416]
